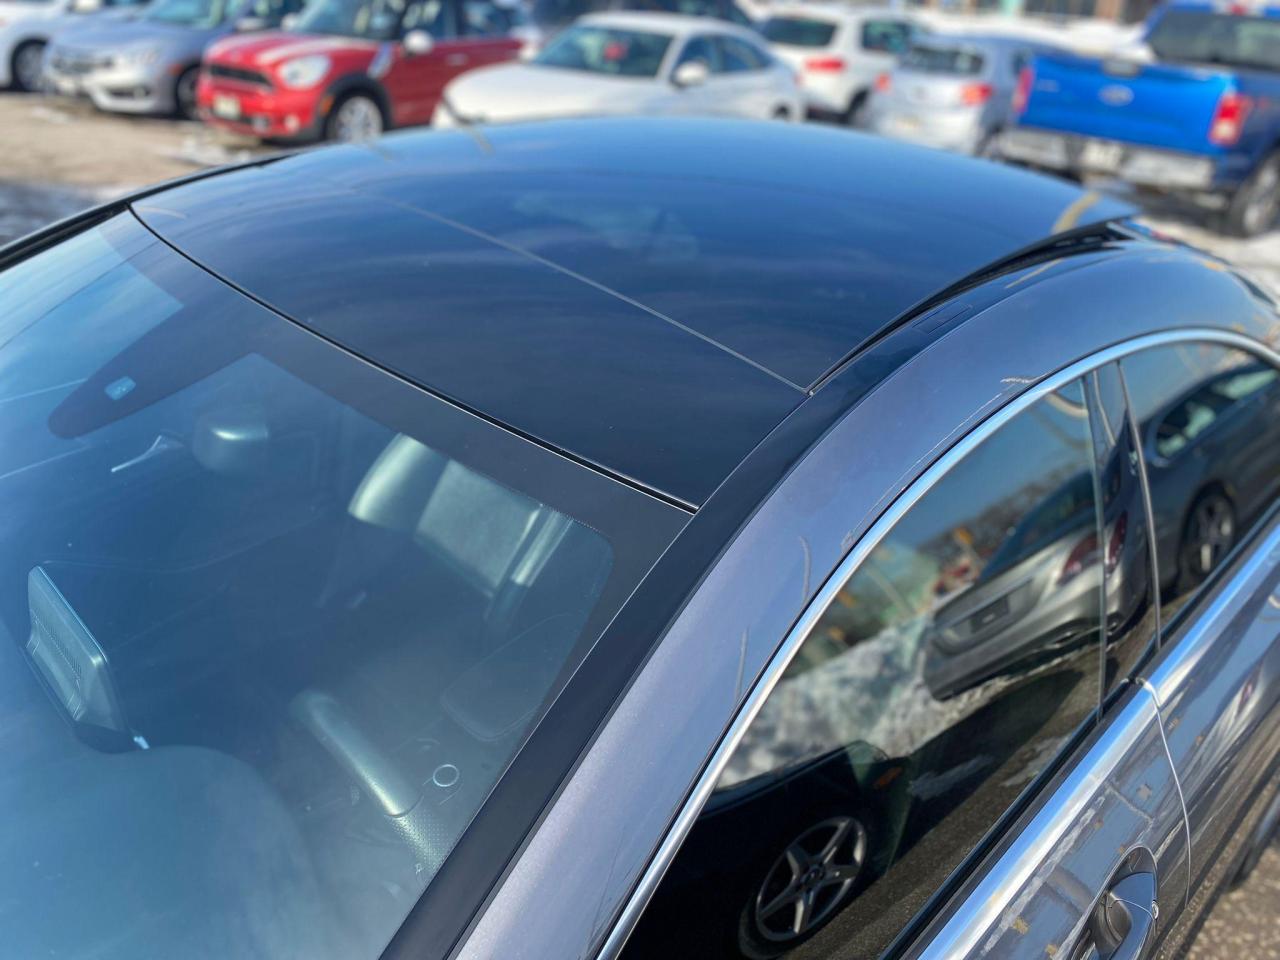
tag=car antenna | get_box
[436,94,493,155]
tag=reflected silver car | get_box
[867,33,1053,156]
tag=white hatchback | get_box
[436,11,803,127]
[760,4,915,123]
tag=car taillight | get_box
[1012,65,1034,116]
[1058,531,1098,585]
[1209,90,1253,146]
[960,82,994,106]
[805,56,846,72]
[874,71,891,93]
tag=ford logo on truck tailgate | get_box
[1099,84,1134,106]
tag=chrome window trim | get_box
[597,327,1280,960]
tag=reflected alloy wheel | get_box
[327,94,383,143]
[749,815,868,947]
[175,66,199,120]
[1181,491,1235,584]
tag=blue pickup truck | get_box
[1001,1,1280,236]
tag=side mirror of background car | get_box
[281,12,300,28]
[235,15,268,31]
[672,60,709,89]
[69,0,103,13]
[403,30,435,56]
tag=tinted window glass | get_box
[534,24,673,76]
[624,382,1103,959]
[761,16,836,47]
[0,216,684,959]
[1122,343,1280,623]
[1083,364,1158,695]
[677,35,720,71]
[719,35,768,71]
[460,0,521,35]
[1148,10,1280,72]
[861,19,911,54]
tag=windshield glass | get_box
[1148,10,1280,72]
[0,213,683,959]
[144,0,246,26]
[534,24,673,76]
[901,42,986,75]
[291,0,445,40]
[761,16,835,47]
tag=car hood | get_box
[52,17,221,52]
[205,29,377,67]
[447,62,659,122]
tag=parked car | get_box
[42,0,301,117]
[4,118,1280,960]
[0,0,148,91]
[1001,0,1280,236]
[529,0,755,36]
[198,0,524,142]
[759,3,913,123]
[436,12,801,125]
[867,33,1055,156]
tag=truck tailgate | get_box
[1021,52,1232,155]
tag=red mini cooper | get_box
[197,0,527,142]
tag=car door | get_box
[449,0,522,83]
[615,370,1189,960]
[712,34,783,118]
[379,0,458,126]
[1120,339,1280,949]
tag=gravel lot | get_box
[1,90,1277,957]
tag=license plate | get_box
[894,113,921,131]
[52,76,84,95]
[1081,139,1124,173]
[212,94,241,119]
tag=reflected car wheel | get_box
[325,93,384,143]
[738,814,868,958]
[1179,490,1235,588]
[11,41,45,93]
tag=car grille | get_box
[49,50,113,74]
[206,63,273,88]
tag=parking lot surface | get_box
[1,93,1277,959]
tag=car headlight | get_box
[120,46,160,66]
[277,54,330,90]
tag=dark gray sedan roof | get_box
[134,117,1130,506]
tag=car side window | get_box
[861,18,911,54]
[621,380,1105,959]
[402,0,452,37]
[1083,363,1159,697]
[717,35,767,72]
[676,35,721,73]
[459,0,514,36]
[1121,343,1280,625]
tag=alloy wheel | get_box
[331,96,383,143]
[752,815,867,944]
[13,43,45,92]
[1186,494,1235,578]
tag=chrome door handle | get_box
[1075,870,1157,960]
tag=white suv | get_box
[761,4,914,123]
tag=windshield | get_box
[0,213,683,959]
[761,16,835,47]
[901,42,987,75]
[144,0,247,26]
[291,0,426,39]
[534,24,673,76]
[1148,10,1280,72]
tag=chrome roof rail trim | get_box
[597,327,1280,960]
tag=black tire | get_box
[323,91,385,143]
[173,65,200,120]
[1223,151,1280,238]
[10,40,46,93]
[772,105,792,121]
[1177,488,1236,592]
[842,91,867,127]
